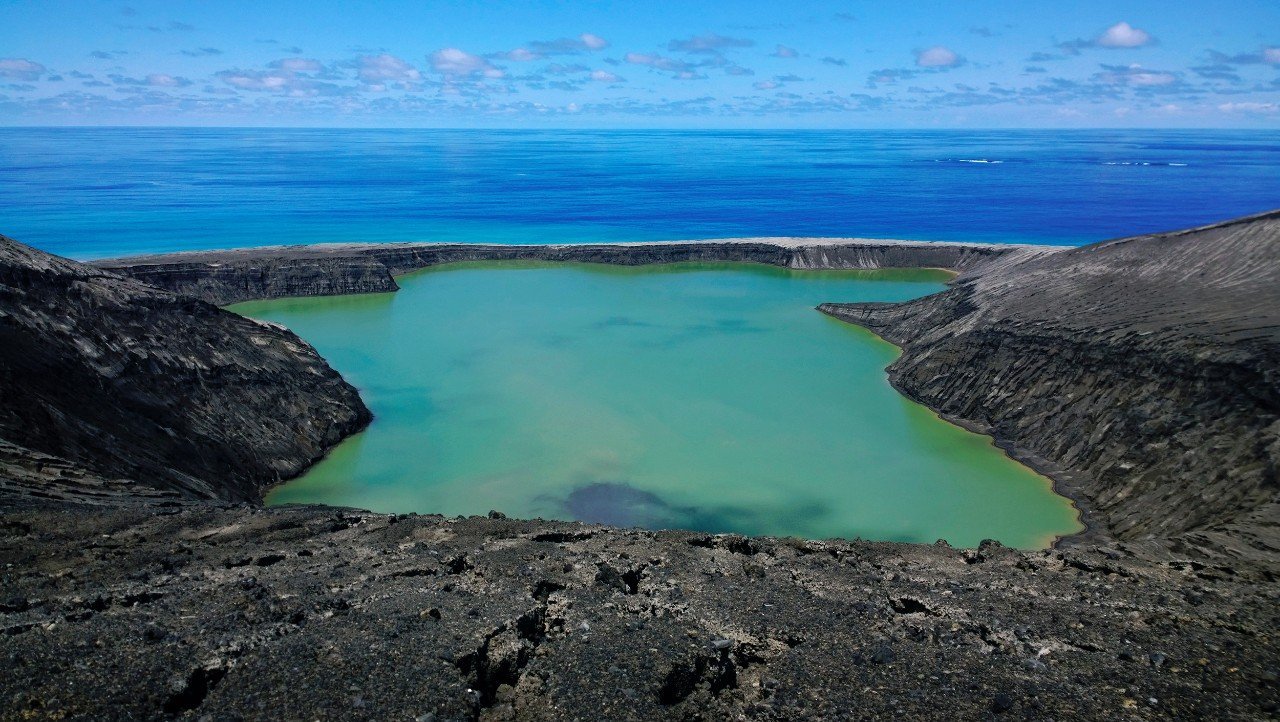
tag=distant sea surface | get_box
[1,127,1277,259]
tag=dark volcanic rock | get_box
[0,235,370,503]
[94,238,1051,305]
[821,210,1280,560]
[0,505,1275,721]
[2,214,1279,719]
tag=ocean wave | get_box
[1103,161,1189,167]
[934,158,1005,164]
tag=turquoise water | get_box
[234,262,1081,548]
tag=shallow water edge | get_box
[234,260,1083,549]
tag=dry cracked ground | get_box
[2,502,1277,721]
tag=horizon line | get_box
[0,124,1272,132]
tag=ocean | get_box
[3,127,1271,546]
[1,127,1277,259]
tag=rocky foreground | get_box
[2,217,1279,720]
[3,504,1277,721]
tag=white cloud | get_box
[1097,63,1176,86]
[525,34,609,56]
[355,54,421,84]
[270,57,323,73]
[221,72,281,90]
[546,63,589,75]
[771,45,798,58]
[0,58,46,81]
[915,46,961,68]
[1129,72,1174,86]
[430,48,504,79]
[624,52,695,73]
[668,34,754,54]
[1096,22,1153,49]
[144,73,188,87]
[216,64,347,97]
[753,80,779,90]
[502,48,540,62]
[1218,101,1278,114]
[1265,48,1280,64]
[219,71,292,92]
[108,73,192,88]
[215,56,359,96]
[589,69,622,82]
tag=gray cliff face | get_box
[821,210,1280,560]
[115,257,400,307]
[784,241,1054,271]
[0,235,371,503]
[95,239,1046,305]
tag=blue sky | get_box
[2,0,1277,127]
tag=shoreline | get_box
[92,237,1061,306]
[3,214,1277,718]
[844,322,1090,550]
[93,235,1066,264]
[97,239,1086,548]
[252,263,1075,551]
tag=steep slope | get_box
[0,235,371,502]
[822,210,1280,559]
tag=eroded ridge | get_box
[92,238,1055,305]
[0,234,370,502]
[821,210,1280,561]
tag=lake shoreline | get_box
[240,260,1076,549]
[91,211,1277,560]
[103,238,1083,547]
[850,326,1090,550]
[3,214,1277,718]
[93,236,1058,305]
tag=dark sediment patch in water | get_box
[247,262,1081,549]
[562,482,697,529]
[558,481,831,537]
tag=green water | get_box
[233,261,1081,548]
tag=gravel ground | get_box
[3,502,1276,721]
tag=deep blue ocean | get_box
[0,127,1276,259]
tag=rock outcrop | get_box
[1,504,1275,721]
[95,238,1052,305]
[0,235,370,503]
[820,210,1280,561]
